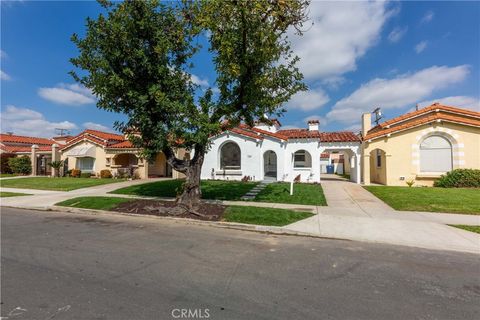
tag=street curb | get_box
[3,204,347,242]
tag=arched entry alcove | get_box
[263,150,277,180]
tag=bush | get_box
[65,169,72,177]
[7,156,32,175]
[434,169,480,188]
[71,169,81,178]
[100,169,112,178]
[1,153,15,173]
[80,172,92,178]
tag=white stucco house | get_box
[201,119,362,183]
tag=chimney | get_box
[362,113,371,138]
[307,120,319,131]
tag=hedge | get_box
[434,169,480,188]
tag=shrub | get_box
[65,169,72,177]
[71,169,81,178]
[0,153,14,173]
[7,156,32,175]
[434,169,480,188]
[100,169,112,178]
[80,172,92,178]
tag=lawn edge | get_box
[5,204,347,242]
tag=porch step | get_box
[240,180,274,200]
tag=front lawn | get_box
[111,179,257,201]
[0,177,126,191]
[254,182,327,206]
[224,206,313,226]
[55,196,313,226]
[56,196,133,210]
[364,186,480,215]
[0,191,31,197]
[0,173,19,178]
[450,225,480,234]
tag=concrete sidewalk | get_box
[1,176,479,253]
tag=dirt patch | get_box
[112,199,226,221]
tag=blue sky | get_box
[1,1,479,138]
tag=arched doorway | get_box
[263,150,277,180]
[369,148,387,184]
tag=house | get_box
[361,103,480,186]
[200,119,362,183]
[0,133,66,175]
[59,129,185,179]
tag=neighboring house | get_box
[59,129,185,179]
[361,103,480,186]
[201,120,362,183]
[0,133,66,175]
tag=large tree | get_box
[71,0,309,213]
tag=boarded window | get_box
[220,142,241,170]
[294,150,312,168]
[420,135,452,172]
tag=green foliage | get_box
[434,169,480,188]
[1,153,15,174]
[7,156,32,175]
[100,169,113,179]
[405,179,415,187]
[48,160,64,177]
[80,172,92,178]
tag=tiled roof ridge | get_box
[0,133,55,145]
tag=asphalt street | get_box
[1,207,479,320]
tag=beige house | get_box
[60,129,185,179]
[361,103,480,186]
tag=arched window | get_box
[294,150,312,168]
[420,135,452,172]
[220,142,241,170]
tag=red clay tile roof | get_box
[0,134,55,146]
[61,129,128,150]
[1,145,52,153]
[84,129,125,141]
[366,104,480,140]
[320,132,361,142]
[107,140,135,149]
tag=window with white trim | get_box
[294,150,312,168]
[420,135,452,172]
[76,157,95,172]
[220,142,241,170]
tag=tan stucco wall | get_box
[362,122,480,186]
[60,142,187,179]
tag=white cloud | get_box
[82,122,112,132]
[290,1,395,80]
[418,96,480,112]
[421,10,434,24]
[0,105,77,137]
[1,70,11,81]
[286,87,330,111]
[321,76,346,90]
[388,26,408,43]
[191,74,209,87]
[38,83,95,105]
[327,65,470,124]
[415,41,428,54]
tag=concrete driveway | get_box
[285,174,480,254]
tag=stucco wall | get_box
[201,132,362,183]
[363,122,480,186]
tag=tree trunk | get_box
[176,160,203,210]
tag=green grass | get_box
[364,186,480,215]
[56,196,313,226]
[254,182,327,206]
[111,179,258,201]
[449,225,480,234]
[0,177,126,191]
[224,206,313,226]
[0,191,31,197]
[0,173,19,178]
[56,196,133,210]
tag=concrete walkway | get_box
[0,178,169,209]
[285,175,479,254]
